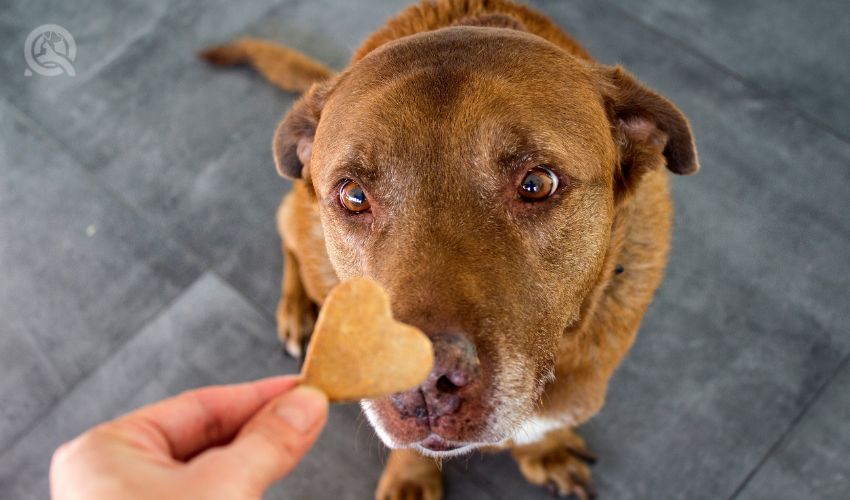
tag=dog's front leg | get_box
[275,185,334,359]
[511,426,598,499]
[276,244,318,359]
[375,449,443,500]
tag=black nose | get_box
[391,333,481,419]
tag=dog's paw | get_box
[511,428,597,499]
[375,450,443,500]
[376,477,442,500]
[276,292,317,360]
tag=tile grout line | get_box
[726,350,850,500]
[465,461,523,500]
[208,269,278,333]
[596,0,850,146]
[209,270,277,326]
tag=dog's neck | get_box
[563,204,631,339]
[351,0,592,64]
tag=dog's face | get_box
[274,27,696,456]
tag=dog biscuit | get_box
[300,278,434,402]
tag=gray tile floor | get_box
[1,1,848,498]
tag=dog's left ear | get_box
[593,65,699,198]
[272,80,331,179]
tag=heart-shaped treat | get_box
[299,277,434,402]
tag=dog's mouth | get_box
[419,434,461,451]
[413,434,478,457]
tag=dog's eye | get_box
[518,166,558,201]
[339,180,371,213]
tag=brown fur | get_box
[200,37,333,93]
[203,1,698,498]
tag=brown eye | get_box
[339,180,371,213]
[518,166,559,201]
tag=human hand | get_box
[50,376,328,500]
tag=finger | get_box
[112,375,300,460]
[191,385,328,495]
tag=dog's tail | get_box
[199,38,333,93]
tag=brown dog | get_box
[202,1,698,498]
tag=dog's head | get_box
[273,26,697,456]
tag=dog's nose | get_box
[391,333,480,419]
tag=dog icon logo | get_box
[24,24,77,77]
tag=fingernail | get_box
[276,385,327,432]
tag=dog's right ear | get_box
[272,81,330,179]
[591,65,699,202]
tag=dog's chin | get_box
[361,399,492,457]
[360,373,548,456]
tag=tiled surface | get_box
[736,358,850,500]
[0,100,202,452]
[1,1,848,499]
[602,0,850,138]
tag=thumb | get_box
[192,384,328,495]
